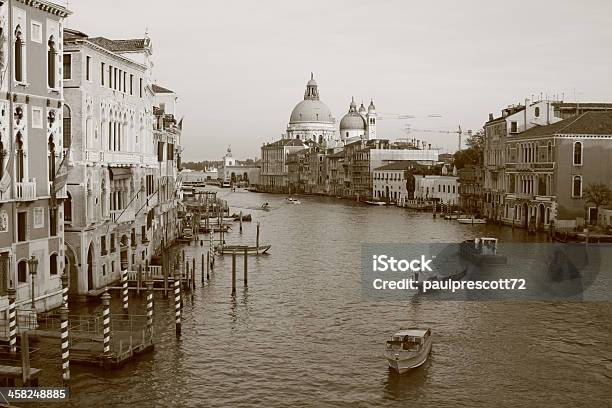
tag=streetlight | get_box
[27,255,38,310]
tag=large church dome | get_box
[339,97,366,130]
[289,74,334,124]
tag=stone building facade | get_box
[0,1,70,312]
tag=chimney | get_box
[488,113,494,121]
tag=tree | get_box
[584,182,611,225]
[453,130,484,169]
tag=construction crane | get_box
[405,125,471,152]
[378,113,443,120]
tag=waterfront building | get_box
[0,1,71,312]
[413,174,459,205]
[180,168,219,183]
[458,165,484,214]
[63,28,171,295]
[325,150,346,197]
[503,111,612,230]
[483,99,612,226]
[218,146,260,186]
[152,84,182,252]
[372,162,415,205]
[260,138,307,192]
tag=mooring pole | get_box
[256,221,260,255]
[243,246,248,285]
[163,258,169,299]
[210,232,215,270]
[192,258,196,290]
[7,285,17,355]
[201,253,205,285]
[122,269,129,313]
[146,280,154,343]
[174,267,181,337]
[232,250,236,295]
[101,290,111,355]
[206,251,210,280]
[60,305,70,384]
[239,210,243,234]
[186,261,190,291]
[21,332,30,386]
[61,273,69,307]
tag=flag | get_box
[0,151,14,193]
[51,148,70,196]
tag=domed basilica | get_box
[285,74,377,146]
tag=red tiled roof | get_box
[517,111,612,138]
[88,37,147,52]
[152,84,174,94]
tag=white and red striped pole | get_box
[174,266,181,337]
[145,280,154,343]
[60,273,69,307]
[121,269,129,313]
[7,285,17,355]
[101,290,111,355]
[59,305,70,383]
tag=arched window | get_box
[16,132,24,182]
[65,191,72,222]
[50,253,58,275]
[17,260,27,283]
[48,136,56,182]
[14,26,23,82]
[63,105,71,148]
[535,107,540,117]
[572,176,582,197]
[573,141,582,165]
[547,141,553,162]
[48,36,57,88]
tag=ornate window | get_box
[14,26,24,82]
[48,36,57,88]
[572,175,582,197]
[63,104,71,148]
[573,141,582,165]
[15,132,24,182]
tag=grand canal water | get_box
[33,189,612,407]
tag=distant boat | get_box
[231,213,252,221]
[457,217,486,224]
[221,181,231,188]
[365,200,387,206]
[216,244,271,255]
[285,197,301,204]
[460,237,507,265]
[384,328,432,374]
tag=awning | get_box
[109,167,132,180]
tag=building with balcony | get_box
[0,0,71,312]
[62,28,161,296]
[260,138,307,193]
[503,111,612,230]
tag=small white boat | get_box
[365,200,387,206]
[285,197,301,204]
[221,181,231,188]
[384,328,432,374]
[457,217,486,224]
[460,237,507,265]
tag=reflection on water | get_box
[29,189,612,407]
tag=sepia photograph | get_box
[0,0,609,406]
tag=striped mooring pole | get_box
[121,269,129,313]
[101,290,111,355]
[59,305,70,383]
[60,273,69,307]
[209,232,214,270]
[7,285,17,355]
[145,280,154,342]
[174,268,181,337]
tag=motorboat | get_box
[365,200,387,206]
[384,328,432,374]
[457,217,486,224]
[221,181,231,188]
[460,237,507,265]
[216,244,271,255]
[285,197,301,204]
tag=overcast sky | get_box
[67,0,612,160]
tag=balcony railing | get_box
[110,208,136,223]
[16,179,36,201]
